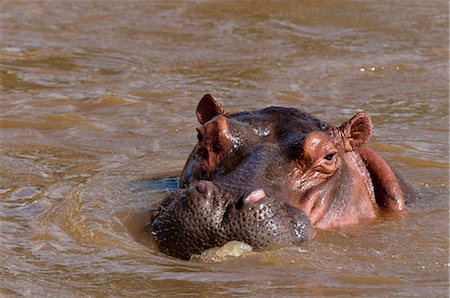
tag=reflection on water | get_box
[130,177,179,195]
[0,0,448,297]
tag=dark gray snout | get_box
[151,180,313,259]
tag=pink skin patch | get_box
[244,189,266,203]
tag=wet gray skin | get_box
[152,181,313,260]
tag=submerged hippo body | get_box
[151,94,414,259]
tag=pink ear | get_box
[339,112,372,151]
[196,94,225,124]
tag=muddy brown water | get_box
[0,1,448,297]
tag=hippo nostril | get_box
[236,189,266,210]
[196,181,208,194]
[244,189,266,204]
[195,180,214,199]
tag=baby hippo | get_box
[150,94,414,259]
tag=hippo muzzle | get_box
[151,181,313,260]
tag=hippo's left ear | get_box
[339,112,373,151]
[196,94,225,125]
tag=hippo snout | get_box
[151,180,313,259]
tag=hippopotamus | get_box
[150,94,414,260]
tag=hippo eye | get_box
[324,153,335,161]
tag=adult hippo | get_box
[150,94,414,259]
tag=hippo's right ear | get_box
[196,94,225,124]
[339,112,373,151]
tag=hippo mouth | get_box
[151,181,313,260]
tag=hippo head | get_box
[151,94,410,259]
